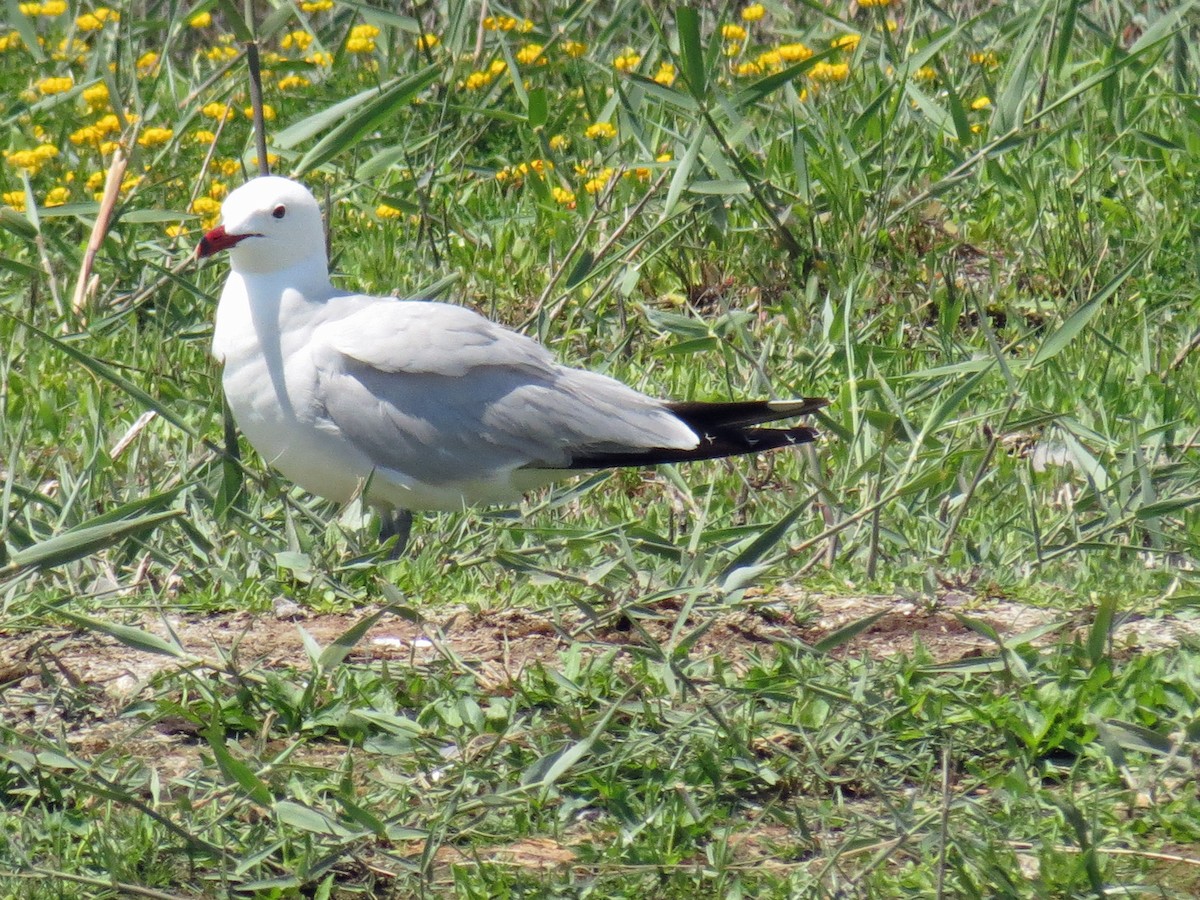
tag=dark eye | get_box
[272,205,286,219]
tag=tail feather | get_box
[563,397,827,471]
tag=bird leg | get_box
[379,509,414,558]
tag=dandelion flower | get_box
[299,0,333,11]
[189,11,211,28]
[552,186,576,207]
[735,61,761,77]
[653,62,676,86]
[136,51,159,73]
[832,34,860,52]
[741,4,765,21]
[193,129,217,144]
[191,197,221,216]
[2,191,25,210]
[721,24,747,42]
[971,95,991,110]
[201,102,232,120]
[44,185,69,206]
[376,203,402,219]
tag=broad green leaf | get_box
[52,609,187,659]
[294,66,439,174]
[1030,246,1149,367]
[661,123,704,220]
[204,728,273,806]
[317,605,392,669]
[675,7,706,101]
[1086,594,1117,665]
[10,509,182,572]
[564,249,595,289]
[721,500,813,581]
[274,800,358,837]
[813,610,889,653]
[527,86,547,128]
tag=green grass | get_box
[2,0,1200,895]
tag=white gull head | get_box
[196,175,326,277]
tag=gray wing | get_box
[310,300,698,485]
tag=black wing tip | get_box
[565,424,821,471]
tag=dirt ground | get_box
[1,590,1192,779]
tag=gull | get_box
[197,176,828,555]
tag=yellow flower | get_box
[136,51,159,73]
[94,113,124,136]
[970,50,999,67]
[189,11,211,28]
[85,171,105,191]
[734,61,761,77]
[243,104,276,120]
[19,1,39,14]
[561,41,587,58]
[913,66,937,83]
[721,24,747,42]
[516,43,545,66]
[376,203,402,219]
[76,7,118,31]
[778,43,813,62]
[69,124,101,145]
[489,59,507,76]
[205,44,238,62]
[724,43,742,57]
[653,62,676,86]
[201,102,232,120]
[137,127,173,147]
[346,23,380,54]
[0,32,26,53]
[583,167,615,194]
[37,76,73,95]
[299,0,333,11]
[98,140,120,155]
[858,0,893,6]
[40,1,67,14]
[416,33,439,51]
[809,61,850,82]
[551,186,576,207]
[656,152,673,163]
[209,181,228,199]
[585,121,617,140]
[191,196,221,216]
[2,191,25,210]
[33,143,59,161]
[832,34,860,52]
[306,51,333,67]
[613,51,641,72]
[741,4,765,21]
[277,74,311,91]
[482,16,519,31]
[548,134,569,151]
[82,82,109,111]
[971,95,991,110]
[53,36,88,63]
[165,224,189,238]
[193,129,217,144]
[281,30,313,51]
[463,70,492,91]
[44,186,69,206]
